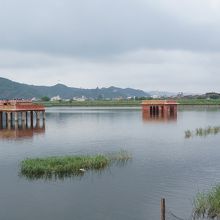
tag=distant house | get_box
[31,97,37,101]
[151,95,160,99]
[127,96,135,100]
[73,96,86,101]
[112,97,123,100]
[50,95,61,101]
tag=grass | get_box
[177,99,220,105]
[193,185,220,219]
[185,126,220,138]
[36,100,142,107]
[20,150,132,179]
[185,130,192,138]
[36,98,220,107]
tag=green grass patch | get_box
[36,98,220,107]
[20,150,132,179]
[193,185,220,219]
[36,100,142,107]
[177,98,220,105]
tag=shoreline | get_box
[36,100,220,107]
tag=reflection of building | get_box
[141,100,178,122]
[0,123,45,140]
[142,111,177,122]
[0,100,45,129]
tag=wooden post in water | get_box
[161,198,165,220]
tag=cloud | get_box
[0,0,219,92]
[0,49,220,93]
[0,0,220,57]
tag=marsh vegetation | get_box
[20,150,132,179]
[185,126,220,138]
[193,185,220,219]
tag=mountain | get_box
[148,91,177,97]
[0,77,149,99]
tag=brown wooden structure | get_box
[141,100,178,117]
[0,100,45,129]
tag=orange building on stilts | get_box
[0,100,45,129]
[141,100,178,121]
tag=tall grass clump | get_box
[108,150,132,162]
[193,185,220,219]
[185,130,193,138]
[20,151,132,179]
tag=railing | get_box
[141,100,178,105]
[0,103,45,111]
[0,99,32,103]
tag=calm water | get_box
[1,106,220,220]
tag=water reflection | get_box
[1,107,220,220]
[0,121,45,140]
[142,111,177,122]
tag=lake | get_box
[1,106,220,220]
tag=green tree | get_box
[41,96,50,101]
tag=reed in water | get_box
[20,150,132,179]
[185,126,220,138]
[193,185,220,219]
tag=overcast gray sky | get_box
[0,0,220,93]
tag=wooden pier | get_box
[0,100,45,129]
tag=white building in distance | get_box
[50,95,61,101]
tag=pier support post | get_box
[15,120,18,129]
[36,111,40,121]
[21,112,26,129]
[43,111,46,120]
[14,112,18,122]
[22,120,26,129]
[43,117,45,128]
[7,112,12,129]
[26,112,28,126]
[36,118,40,128]
[0,112,2,129]
[22,112,26,122]
[159,106,163,116]
[30,111,34,127]
[163,106,168,116]
[173,105,177,117]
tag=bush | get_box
[41,96,50,101]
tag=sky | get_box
[0,0,220,93]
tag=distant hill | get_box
[182,92,220,99]
[148,91,177,97]
[0,77,149,99]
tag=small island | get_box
[20,151,132,179]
